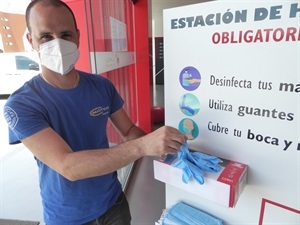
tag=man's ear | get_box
[26,32,34,49]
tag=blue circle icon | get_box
[179,66,201,91]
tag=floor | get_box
[0,146,44,224]
[0,99,44,224]
[0,85,164,224]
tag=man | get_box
[3,0,186,224]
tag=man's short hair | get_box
[26,0,78,33]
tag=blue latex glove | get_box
[172,143,205,184]
[181,142,222,172]
[188,152,222,173]
[173,156,205,184]
[172,156,192,183]
[165,202,223,225]
[172,142,222,185]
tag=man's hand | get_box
[138,126,187,157]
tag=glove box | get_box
[153,154,247,208]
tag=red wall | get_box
[66,0,152,144]
[64,0,91,72]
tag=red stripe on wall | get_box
[66,0,151,144]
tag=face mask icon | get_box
[182,127,191,135]
[180,118,199,140]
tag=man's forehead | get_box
[30,3,67,15]
[29,5,76,28]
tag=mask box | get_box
[153,153,247,208]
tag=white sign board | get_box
[164,1,299,224]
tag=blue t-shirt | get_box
[3,71,124,225]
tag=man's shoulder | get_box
[79,71,113,86]
[9,79,32,95]
[6,76,42,107]
[79,71,106,80]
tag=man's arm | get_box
[109,108,146,141]
[21,108,186,182]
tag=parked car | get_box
[0,52,41,97]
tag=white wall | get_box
[163,1,300,224]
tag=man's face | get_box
[27,4,79,51]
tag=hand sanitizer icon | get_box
[182,70,190,86]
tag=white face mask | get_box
[39,38,79,75]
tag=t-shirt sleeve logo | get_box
[3,106,19,130]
